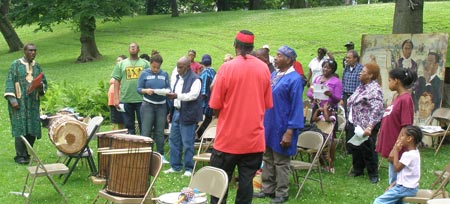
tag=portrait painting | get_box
[360,33,448,125]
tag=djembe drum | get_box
[95,129,128,181]
[105,134,153,197]
[48,115,87,154]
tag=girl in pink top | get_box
[376,68,417,185]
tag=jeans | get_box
[389,162,398,185]
[373,185,418,204]
[210,149,263,204]
[140,102,167,155]
[121,102,142,135]
[168,110,196,172]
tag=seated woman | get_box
[307,59,342,174]
[311,102,337,173]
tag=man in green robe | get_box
[4,43,48,164]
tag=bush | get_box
[41,80,110,121]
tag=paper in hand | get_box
[313,84,329,100]
[347,125,368,146]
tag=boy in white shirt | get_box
[373,125,422,204]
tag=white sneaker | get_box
[162,156,169,164]
[183,171,192,177]
[164,168,181,174]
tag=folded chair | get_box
[192,126,217,179]
[189,166,228,204]
[61,116,103,184]
[402,163,450,203]
[336,115,347,152]
[10,136,69,204]
[93,152,163,204]
[291,130,331,199]
[421,108,450,156]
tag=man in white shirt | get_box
[164,56,203,177]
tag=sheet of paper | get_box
[313,84,329,100]
[420,125,444,133]
[347,126,368,146]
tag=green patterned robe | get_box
[4,58,48,138]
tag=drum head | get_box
[157,192,207,204]
[50,117,87,154]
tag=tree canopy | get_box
[8,0,140,62]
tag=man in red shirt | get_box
[209,30,273,204]
[188,49,202,74]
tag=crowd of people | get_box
[5,31,434,204]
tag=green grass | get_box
[0,2,450,204]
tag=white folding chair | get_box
[291,130,330,199]
[421,108,450,156]
[189,166,228,204]
[11,136,69,204]
[192,126,217,179]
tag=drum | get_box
[106,134,153,197]
[157,192,207,204]
[48,115,87,154]
[96,129,128,180]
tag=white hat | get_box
[262,45,270,49]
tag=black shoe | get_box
[14,157,29,165]
[349,172,363,177]
[370,176,379,184]
[253,192,275,199]
[271,196,288,204]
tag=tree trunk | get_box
[289,0,307,8]
[0,0,23,52]
[216,0,230,11]
[392,0,423,34]
[170,0,178,17]
[146,0,154,15]
[249,0,262,10]
[77,16,102,63]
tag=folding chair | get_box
[192,126,217,179]
[402,163,450,203]
[61,116,103,184]
[10,136,69,204]
[421,108,450,156]
[93,152,163,204]
[189,166,228,204]
[336,115,347,152]
[291,130,330,199]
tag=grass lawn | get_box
[0,2,449,204]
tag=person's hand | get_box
[166,92,177,99]
[324,90,332,97]
[145,89,154,95]
[280,129,293,148]
[339,100,344,106]
[11,101,19,109]
[114,102,121,110]
[167,113,171,123]
[363,127,372,136]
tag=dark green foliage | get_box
[41,81,109,120]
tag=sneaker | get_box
[161,156,170,164]
[183,171,192,177]
[164,168,181,174]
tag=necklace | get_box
[130,59,139,68]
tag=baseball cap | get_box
[200,54,212,66]
[344,42,354,47]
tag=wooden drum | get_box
[95,129,128,180]
[48,115,87,154]
[105,134,153,197]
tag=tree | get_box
[171,0,179,17]
[0,0,23,52]
[9,0,139,62]
[392,0,423,34]
[146,0,156,15]
[249,0,262,10]
[289,0,307,8]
